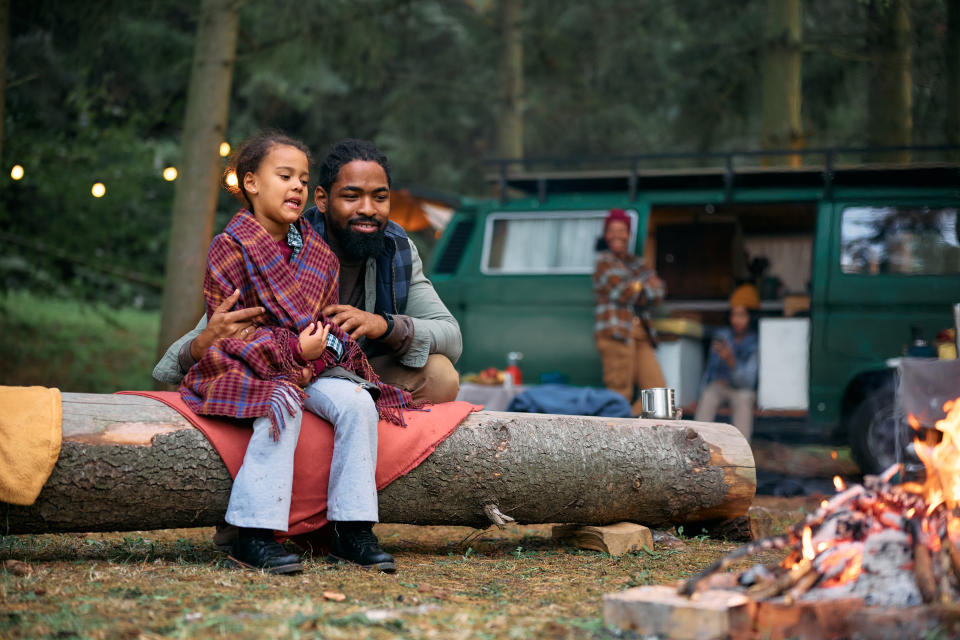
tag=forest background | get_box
[0,0,956,391]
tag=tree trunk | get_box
[866,0,912,163]
[0,0,10,166]
[156,0,239,369]
[947,0,960,154]
[1,393,755,535]
[497,0,524,160]
[761,0,802,166]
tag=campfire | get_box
[682,396,960,606]
[604,396,960,640]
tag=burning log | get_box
[943,525,960,583]
[910,518,940,603]
[747,557,813,600]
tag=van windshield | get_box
[840,206,960,275]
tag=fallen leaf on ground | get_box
[3,560,32,577]
[323,591,346,602]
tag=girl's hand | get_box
[299,322,331,361]
[295,366,313,387]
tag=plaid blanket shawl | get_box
[179,210,416,436]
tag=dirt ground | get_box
[0,496,818,640]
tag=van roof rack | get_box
[484,145,960,203]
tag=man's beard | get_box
[330,218,387,259]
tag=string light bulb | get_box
[225,171,238,188]
[10,165,24,180]
[163,167,178,181]
[91,182,106,198]
[219,142,231,157]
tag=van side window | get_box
[482,210,638,274]
[840,206,960,275]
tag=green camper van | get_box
[428,148,960,474]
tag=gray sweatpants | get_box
[224,377,380,531]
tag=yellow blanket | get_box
[0,386,62,505]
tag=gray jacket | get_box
[152,240,462,385]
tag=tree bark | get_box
[866,0,912,163]
[156,0,239,369]
[761,0,803,166]
[0,0,10,166]
[1,393,755,535]
[497,0,524,160]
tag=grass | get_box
[0,513,798,640]
[0,291,160,393]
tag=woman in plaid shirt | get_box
[593,209,667,415]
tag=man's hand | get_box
[189,289,266,361]
[299,322,331,361]
[322,304,389,340]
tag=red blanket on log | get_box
[118,391,478,538]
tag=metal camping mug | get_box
[640,387,681,420]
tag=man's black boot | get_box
[228,528,303,575]
[327,522,397,573]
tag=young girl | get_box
[180,131,412,574]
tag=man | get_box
[154,138,461,402]
[153,138,462,571]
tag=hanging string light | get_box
[91,182,106,198]
[219,142,231,157]
[163,167,178,181]
[10,165,24,180]
[225,171,238,188]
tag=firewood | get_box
[551,522,653,556]
[748,557,813,600]
[603,586,753,640]
[944,531,960,583]
[784,568,821,602]
[678,534,793,596]
[751,596,864,640]
[911,520,940,604]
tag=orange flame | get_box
[833,476,846,492]
[802,526,815,561]
[914,397,960,512]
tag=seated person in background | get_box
[694,287,759,441]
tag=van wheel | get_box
[848,381,902,475]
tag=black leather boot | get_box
[327,522,397,573]
[228,528,303,575]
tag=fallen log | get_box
[1,393,755,535]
